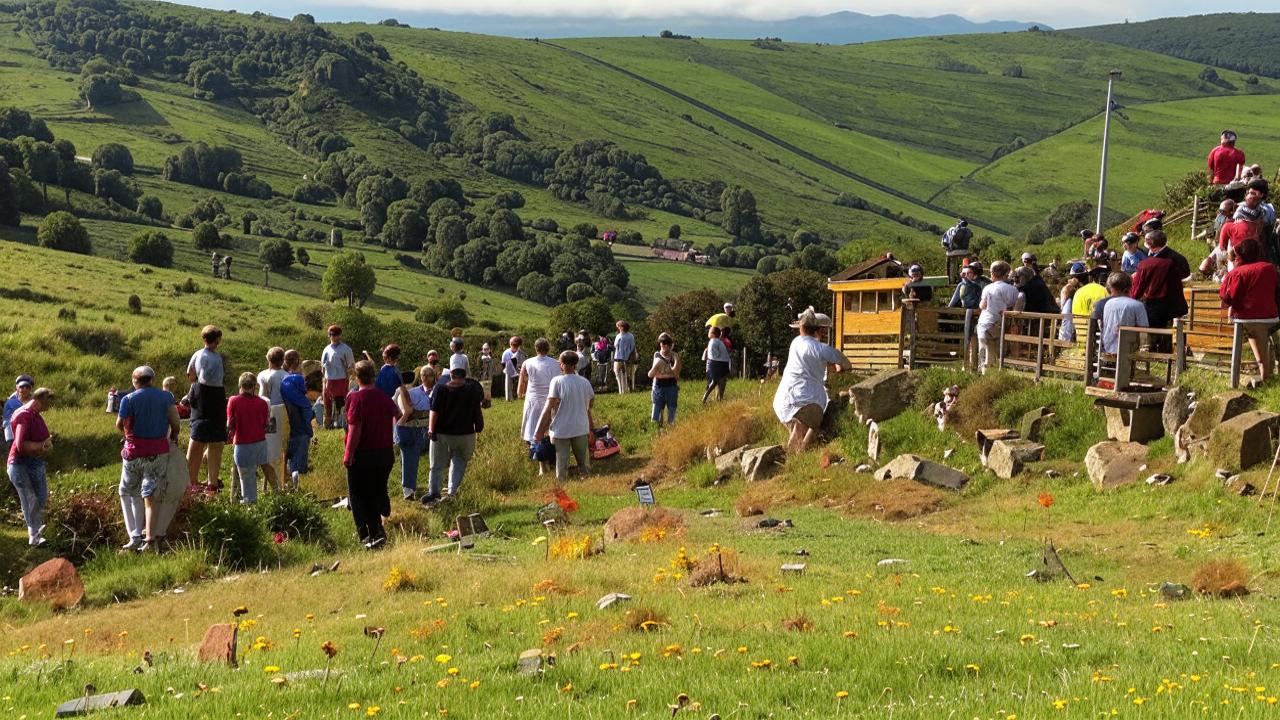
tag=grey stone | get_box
[1084,441,1149,491]
[517,648,544,675]
[1158,582,1191,600]
[780,563,806,574]
[849,369,915,422]
[1103,405,1165,443]
[975,428,1019,465]
[1174,424,1206,463]
[867,421,881,463]
[1208,410,1280,471]
[987,440,1045,479]
[875,454,969,490]
[1185,391,1256,438]
[56,689,145,717]
[876,558,908,567]
[713,445,749,481]
[1018,407,1055,442]
[1162,386,1193,437]
[595,593,632,610]
[1145,474,1172,486]
[854,463,872,473]
[741,445,785,483]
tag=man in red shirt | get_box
[1208,130,1245,185]
[344,360,401,549]
[1219,240,1279,381]
[1130,230,1190,352]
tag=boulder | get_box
[55,689,145,717]
[874,454,969,490]
[517,648,544,675]
[1185,391,1256,438]
[1209,410,1280,471]
[197,623,238,666]
[1103,405,1164,443]
[741,445,785,483]
[1018,407,1055,443]
[1084,441,1149,491]
[1161,386,1193,437]
[713,445,749,481]
[987,440,1045,480]
[18,558,84,610]
[975,428,1019,465]
[595,592,631,611]
[849,369,915,422]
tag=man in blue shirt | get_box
[116,366,180,551]
[612,321,636,394]
[371,344,402,399]
[1120,233,1148,274]
[280,349,314,488]
[3,375,33,451]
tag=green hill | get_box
[1067,13,1280,80]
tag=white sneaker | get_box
[29,536,47,547]
[121,537,144,551]
[291,471,300,489]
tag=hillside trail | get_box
[540,41,1009,236]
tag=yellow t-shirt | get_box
[1072,282,1108,317]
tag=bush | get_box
[192,499,270,569]
[259,237,294,271]
[296,247,310,266]
[136,194,163,220]
[415,298,471,327]
[127,294,142,314]
[192,221,221,250]
[91,142,134,174]
[257,491,330,545]
[292,180,335,204]
[532,217,558,232]
[53,325,127,357]
[37,211,92,254]
[128,230,174,267]
[44,486,125,563]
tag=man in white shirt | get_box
[976,261,1023,374]
[320,324,355,429]
[500,336,526,402]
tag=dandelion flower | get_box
[836,691,849,699]
[366,707,381,716]
[435,654,452,664]
[263,666,281,674]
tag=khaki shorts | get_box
[791,403,824,430]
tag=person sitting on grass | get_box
[534,350,596,483]
[772,307,851,454]
[343,360,401,549]
[1219,239,1279,384]
[227,372,272,505]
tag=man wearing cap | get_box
[1120,233,1148,273]
[8,386,53,546]
[1208,130,1245,185]
[772,307,850,453]
[902,264,933,302]
[1130,230,1190,352]
[947,263,986,310]
[117,366,181,551]
[3,375,34,455]
[1020,252,1040,276]
[1070,263,1108,319]
[426,354,485,504]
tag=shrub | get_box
[53,325,126,356]
[44,486,124,563]
[296,247,310,266]
[37,211,92,254]
[259,237,294,271]
[648,400,769,474]
[257,491,330,545]
[136,194,164,220]
[192,221,221,250]
[128,230,174,267]
[91,142,134,174]
[1192,558,1249,597]
[415,298,471,328]
[192,499,270,569]
[127,294,142,314]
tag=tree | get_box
[791,228,820,250]
[92,143,134,175]
[136,194,163,220]
[242,211,257,235]
[37,211,91,254]
[296,247,310,266]
[755,255,791,274]
[719,185,761,243]
[736,268,829,359]
[128,230,173,267]
[192,221,221,250]
[0,158,18,225]
[22,140,59,203]
[547,296,615,339]
[80,74,122,108]
[382,199,427,251]
[488,208,523,242]
[93,168,138,207]
[414,298,471,327]
[668,224,682,239]
[322,251,377,307]
[646,288,727,379]
[259,238,294,271]
[292,180,334,204]
[175,196,226,229]
[793,244,839,275]
[565,282,596,302]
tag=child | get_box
[226,372,271,504]
[163,376,190,419]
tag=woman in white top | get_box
[396,365,435,500]
[256,346,289,494]
[772,307,851,454]
[519,337,562,474]
[534,350,596,482]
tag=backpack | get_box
[942,224,971,251]
[592,339,610,364]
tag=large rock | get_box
[849,369,915,423]
[1084,441,1149,491]
[1185,391,1256,438]
[741,445,785,483]
[1104,405,1164,443]
[18,558,84,610]
[987,440,1045,479]
[713,445,749,481]
[1209,410,1280,471]
[1162,386,1193,437]
[1018,407,1055,443]
[197,623,238,666]
[874,454,969,490]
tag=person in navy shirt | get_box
[371,344,403,398]
[280,349,314,487]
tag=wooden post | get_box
[1190,195,1199,240]
[905,306,918,370]
[1173,318,1186,381]
[1034,317,1045,382]
[1084,317,1098,388]
[997,312,1006,371]
[1230,320,1244,389]
[1115,330,1132,391]
[896,306,909,370]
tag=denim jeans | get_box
[396,425,427,493]
[429,433,475,498]
[286,432,310,475]
[651,384,678,424]
[8,460,47,541]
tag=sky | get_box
[203,0,1264,28]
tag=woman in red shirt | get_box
[8,387,53,546]
[1220,240,1279,382]
[344,360,401,549]
[226,372,270,504]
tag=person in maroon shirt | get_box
[1129,230,1190,352]
[7,387,53,547]
[1208,130,1245,185]
[344,360,401,549]
[1219,240,1279,382]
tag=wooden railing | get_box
[997,311,1087,382]
[901,306,975,371]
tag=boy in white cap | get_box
[117,365,180,551]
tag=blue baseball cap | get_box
[1067,262,1089,276]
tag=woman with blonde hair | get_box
[226,372,271,504]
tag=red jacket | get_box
[1218,219,1261,253]
[1220,261,1279,320]
[1208,145,1245,184]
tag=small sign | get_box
[634,484,655,506]
[780,563,807,574]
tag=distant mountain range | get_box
[190,3,1048,42]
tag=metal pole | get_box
[1096,70,1121,235]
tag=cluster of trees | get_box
[163,142,272,199]
[1021,199,1124,245]
[1069,15,1280,79]
[78,57,139,109]
[834,191,943,235]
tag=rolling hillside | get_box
[1068,13,1280,80]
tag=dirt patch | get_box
[689,549,746,587]
[648,400,769,474]
[603,506,683,542]
[1192,558,1250,598]
[845,479,945,521]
